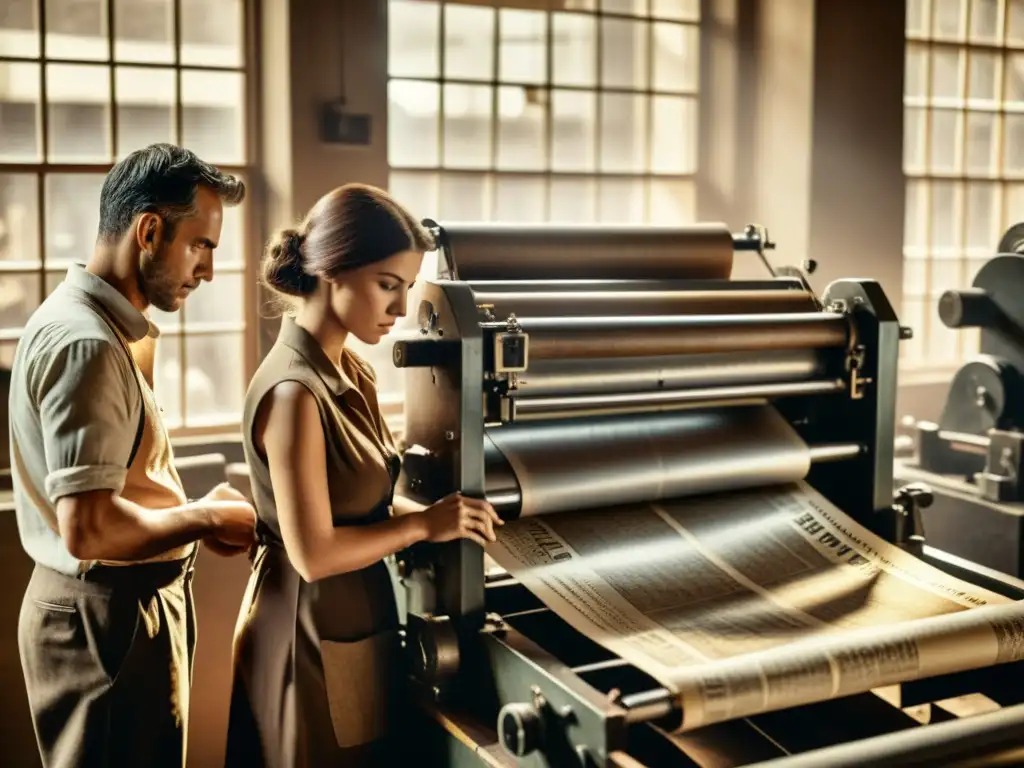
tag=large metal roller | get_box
[512,349,829,398]
[475,288,819,318]
[511,379,846,421]
[434,222,737,281]
[515,313,851,360]
[483,405,811,519]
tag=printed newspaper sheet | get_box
[486,481,1024,731]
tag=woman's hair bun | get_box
[262,226,318,297]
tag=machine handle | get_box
[938,288,1001,329]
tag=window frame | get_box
[379,0,702,416]
[0,0,261,438]
[902,0,1024,375]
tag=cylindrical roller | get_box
[435,222,736,281]
[474,289,818,318]
[514,313,850,360]
[512,350,829,398]
[484,405,810,518]
[510,379,845,420]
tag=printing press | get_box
[897,223,1024,579]
[392,222,1024,767]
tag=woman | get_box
[224,184,501,767]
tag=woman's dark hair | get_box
[262,183,435,298]
[98,143,245,243]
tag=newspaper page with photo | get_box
[486,480,1024,731]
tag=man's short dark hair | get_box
[97,143,246,243]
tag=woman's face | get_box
[326,248,424,345]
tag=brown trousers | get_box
[18,556,197,768]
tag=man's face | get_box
[140,186,224,313]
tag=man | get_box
[9,143,258,768]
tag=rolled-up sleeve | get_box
[33,337,138,503]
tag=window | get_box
[0,0,253,432]
[904,0,1024,368]
[373,0,701,402]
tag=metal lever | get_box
[892,482,934,555]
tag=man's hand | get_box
[202,536,252,558]
[200,482,257,555]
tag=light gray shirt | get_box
[9,264,155,576]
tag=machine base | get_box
[893,459,1024,578]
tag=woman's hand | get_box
[420,492,503,547]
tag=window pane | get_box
[965,182,1001,250]
[932,0,966,39]
[651,0,699,21]
[929,109,961,173]
[904,106,927,172]
[549,177,595,223]
[0,272,40,330]
[650,95,696,174]
[552,13,597,88]
[444,4,494,81]
[649,179,695,223]
[499,9,547,85]
[1005,53,1024,105]
[927,312,961,363]
[114,0,174,63]
[903,256,928,296]
[930,256,964,300]
[551,90,596,172]
[180,0,243,67]
[600,93,647,173]
[184,333,244,425]
[905,181,929,250]
[965,111,998,176]
[601,18,648,90]
[47,64,111,163]
[930,181,961,251]
[970,0,1002,42]
[1010,0,1024,45]
[968,52,999,103]
[0,174,40,263]
[389,0,440,78]
[181,70,246,165]
[389,171,440,220]
[443,84,493,170]
[45,0,107,61]
[602,0,648,15]
[652,22,698,93]
[899,296,927,363]
[494,176,545,223]
[496,87,546,172]
[0,0,40,57]
[0,62,41,163]
[931,49,964,101]
[45,174,104,269]
[1005,183,1024,230]
[185,271,244,327]
[115,67,176,158]
[907,0,929,36]
[388,80,440,168]
[598,178,645,223]
[216,193,246,268]
[154,333,182,426]
[905,43,928,98]
[439,173,490,221]
[1004,114,1024,173]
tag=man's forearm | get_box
[58,491,215,562]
